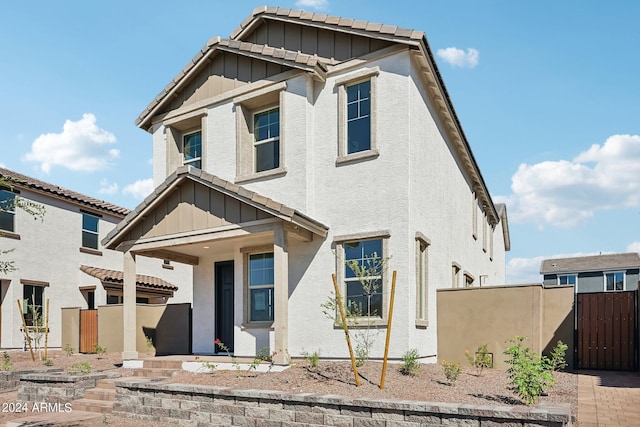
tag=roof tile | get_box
[80,265,178,292]
[380,25,397,34]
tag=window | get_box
[415,233,430,324]
[336,67,379,163]
[605,272,624,291]
[183,130,202,169]
[344,239,383,318]
[0,190,16,232]
[472,194,478,240]
[452,263,461,288]
[253,108,280,172]
[107,293,122,304]
[558,275,577,286]
[248,252,274,322]
[464,272,475,288]
[82,212,99,250]
[23,284,44,327]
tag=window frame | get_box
[334,230,390,325]
[452,262,461,288]
[182,129,202,169]
[252,107,281,173]
[557,274,577,286]
[604,271,625,292]
[0,189,16,234]
[22,281,46,327]
[336,67,379,165]
[415,232,430,328]
[81,211,100,251]
[246,251,275,324]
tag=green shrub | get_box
[63,344,74,356]
[68,361,91,375]
[400,349,421,376]
[1,352,12,371]
[549,340,568,371]
[465,344,493,375]
[440,360,461,384]
[504,336,555,405]
[43,358,53,367]
[303,350,321,369]
[93,344,107,355]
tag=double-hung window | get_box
[346,81,371,154]
[0,190,16,233]
[344,239,383,318]
[415,233,430,325]
[183,131,202,169]
[23,284,44,327]
[82,212,99,250]
[558,275,577,286]
[248,252,274,322]
[605,272,624,291]
[253,108,280,172]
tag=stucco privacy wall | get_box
[437,284,574,369]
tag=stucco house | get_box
[541,253,640,293]
[103,6,510,364]
[0,167,192,350]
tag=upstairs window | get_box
[605,272,624,291]
[82,212,99,250]
[253,108,280,172]
[183,131,202,169]
[0,190,15,233]
[558,275,577,286]
[346,80,371,154]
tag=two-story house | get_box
[103,6,510,364]
[0,167,192,350]
[541,253,640,293]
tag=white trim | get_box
[603,271,626,292]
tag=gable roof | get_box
[102,165,328,250]
[135,5,500,227]
[540,253,640,275]
[0,167,129,217]
[80,265,178,294]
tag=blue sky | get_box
[2,1,639,283]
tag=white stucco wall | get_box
[0,187,192,349]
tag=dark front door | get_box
[215,261,234,352]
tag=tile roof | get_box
[540,253,640,274]
[102,165,329,249]
[0,167,129,217]
[80,265,178,292]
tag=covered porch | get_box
[102,166,327,365]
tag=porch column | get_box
[272,222,289,365]
[122,250,138,359]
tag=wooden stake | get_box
[332,274,360,387]
[17,299,35,361]
[380,270,397,389]
[44,298,50,360]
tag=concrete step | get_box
[143,359,183,370]
[132,367,179,378]
[95,378,117,390]
[84,387,116,401]
[72,398,113,414]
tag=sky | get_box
[1,1,639,284]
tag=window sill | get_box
[333,318,387,329]
[80,247,103,256]
[0,231,20,240]
[336,149,379,166]
[415,320,429,329]
[235,167,287,184]
[162,264,174,270]
[241,322,274,330]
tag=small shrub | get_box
[202,360,217,371]
[465,344,493,375]
[504,336,555,405]
[63,344,74,356]
[549,340,568,371]
[400,348,421,376]
[1,352,12,371]
[43,358,53,367]
[145,336,154,351]
[440,360,461,384]
[68,361,92,375]
[302,350,321,369]
[93,344,107,355]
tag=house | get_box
[541,252,640,293]
[0,167,192,350]
[103,6,510,364]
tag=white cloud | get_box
[436,47,479,68]
[506,251,609,284]
[498,134,640,228]
[98,179,119,195]
[122,178,153,200]
[627,242,640,253]
[0,163,5,168]
[295,0,328,9]
[23,114,119,173]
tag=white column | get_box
[122,250,138,360]
[272,223,289,365]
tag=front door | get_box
[215,261,234,352]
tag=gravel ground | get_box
[0,351,577,426]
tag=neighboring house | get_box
[103,6,510,364]
[0,167,192,350]
[541,253,640,293]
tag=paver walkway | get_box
[578,370,640,426]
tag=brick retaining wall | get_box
[113,379,574,426]
[17,372,116,403]
[0,369,62,392]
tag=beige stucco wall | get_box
[60,307,80,353]
[97,304,165,354]
[437,284,574,369]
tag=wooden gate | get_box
[79,309,98,353]
[577,291,637,370]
